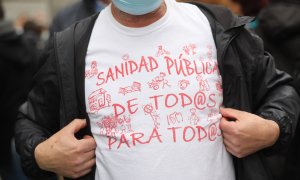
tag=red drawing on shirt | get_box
[119,82,142,95]
[207,45,213,60]
[196,74,210,91]
[156,45,170,57]
[88,88,111,113]
[85,61,98,79]
[216,75,223,97]
[148,72,171,90]
[216,81,222,93]
[99,115,118,137]
[122,54,130,61]
[143,104,160,129]
[96,121,105,135]
[207,109,220,123]
[189,44,197,55]
[198,55,205,61]
[124,115,133,133]
[117,115,133,134]
[208,123,219,141]
[167,112,183,125]
[189,108,200,125]
[178,80,190,90]
[183,43,197,55]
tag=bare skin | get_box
[220,108,280,158]
[35,119,97,179]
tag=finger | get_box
[223,134,236,148]
[81,150,96,163]
[67,119,87,134]
[73,158,96,177]
[220,108,242,120]
[81,158,96,172]
[223,137,241,156]
[79,138,97,152]
[73,165,94,179]
[219,117,235,133]
[225,144,248,158]
[83,135,93,139]
[76,167,93,178]
[224,143,238,157]
[223,135,247,158]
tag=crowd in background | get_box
[0,0,299,179]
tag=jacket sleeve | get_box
[249,32,300,153]
[293,62,300,95]
[14,38,60,178]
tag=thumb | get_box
[67,119,87,134]
[79,135,97,152]
[219,117,235,132]
[83,135,93,139]
[220,108,241,121]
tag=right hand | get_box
[34,119,97,178]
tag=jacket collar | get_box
[74,14,99,118]
[188,2,253,77]
[189,2,254,31]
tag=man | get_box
[50,0,110,33]
[232,0,268,16]
[176,0,242,15]
[256,0,300,94]
[15,0,300,180]
[255,0,300,179]
[0,1,37,179]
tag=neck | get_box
[111,2,167,28]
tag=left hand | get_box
[219,108,280,158]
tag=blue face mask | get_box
[112,0,164,15]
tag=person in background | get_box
[256,0,300,93]
[176,0,242,15]
[255,0,300,179]
[15,0,300,180]
[23,20,46,55]
[176,0,268,28]
[0,1,37,179]
[230,0,269,30]
[50,0,110,34]
[232,0,268,16]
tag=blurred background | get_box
[2,0,74,40]
[0,0,267,40]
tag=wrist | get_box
[265,119,280,147]
[34,140,49,171]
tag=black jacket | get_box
[256,2,300,94]
[256,2,300,179]
[15,3,300,180]
[50,0,100,34]
[0,20,37,178]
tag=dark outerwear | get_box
[256,2,300,180]
[256,2,300,94]
[50,0,99,34]
[0,20,37,179]
[15,3,300,180]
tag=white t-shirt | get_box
[85,0,235,180]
